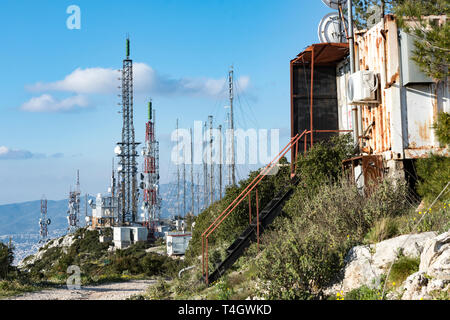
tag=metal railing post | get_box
[256,187,260,252]
[249,192,252,225]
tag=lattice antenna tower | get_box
[116,37,140,224]
[39,196,50,243]
[141,100,161,231]
[67,170,81,233]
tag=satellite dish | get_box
[47,218,51,225]
[321,0,347,10]
[114,146,122,155]
[318,12,348,43]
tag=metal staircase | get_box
[206,177,300,284]
[201,130,308,285]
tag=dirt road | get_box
[7,279,156,300]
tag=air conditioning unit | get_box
[347,71,379,104]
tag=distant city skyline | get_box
[0,0,333,204]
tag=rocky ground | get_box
[6,279,156,300]
[324,230,450,300]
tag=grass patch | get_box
[364,217,400,244]
[387,255,420,290]
[344,285,384,300]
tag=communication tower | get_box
[116,37,140,224]
[140,100,161,234]
[67,170,81,232]
[39,196,51,243]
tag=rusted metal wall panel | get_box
[356,22,388,156]
[351,15,448,160]
[404,82,450,158]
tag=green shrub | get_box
[0,242,14,279]
[25,228,183,285]
[256,178,411,300]
[416,154,450,203]
[344,285,383,300]
[433,112,450,146]
[147,279,172,300]
[364,218,400,244]
[295,134,354,195]
[215,276,235,300]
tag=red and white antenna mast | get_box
[141,100,161,235]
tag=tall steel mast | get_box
[39,196,50,243]
[67,170,80,233]
[229,66,236,186]
[142,100,161,231]
[117,37,140,224]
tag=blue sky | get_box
[0,0,333,204]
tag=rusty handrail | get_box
[202,130,307,283]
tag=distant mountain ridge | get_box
[0,182,219,265]
[0,182,217,236]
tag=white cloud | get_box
[0,146,63,160]
[28,68,118,94]
[0,146,9,156]
[0,146,38,160]
[26,63,251,98]
[20,94,89,113]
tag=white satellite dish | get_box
[318,12,348,43]
[321,0,347,10]
[114,146,122,155]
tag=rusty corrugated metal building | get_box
[291,14,449,183]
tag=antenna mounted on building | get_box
[318,12,348,43]
[321,0,347,10]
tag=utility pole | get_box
[227,112,231,186]
[209,115,214,205]
[197,172,200,214]
[183,133,186,220]
[190,128,194,215]
[229,66,236,186]
[176,119,180,221]
[218,124,223,200]
[203,121,208,210]
[347,0,359,148]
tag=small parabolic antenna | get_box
[114,146,122,155]
[318,12,348,43]
[321,0,347,10]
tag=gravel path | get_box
[7,280,156,300]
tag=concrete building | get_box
[166,232,192,256]
[113,226,148,249]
